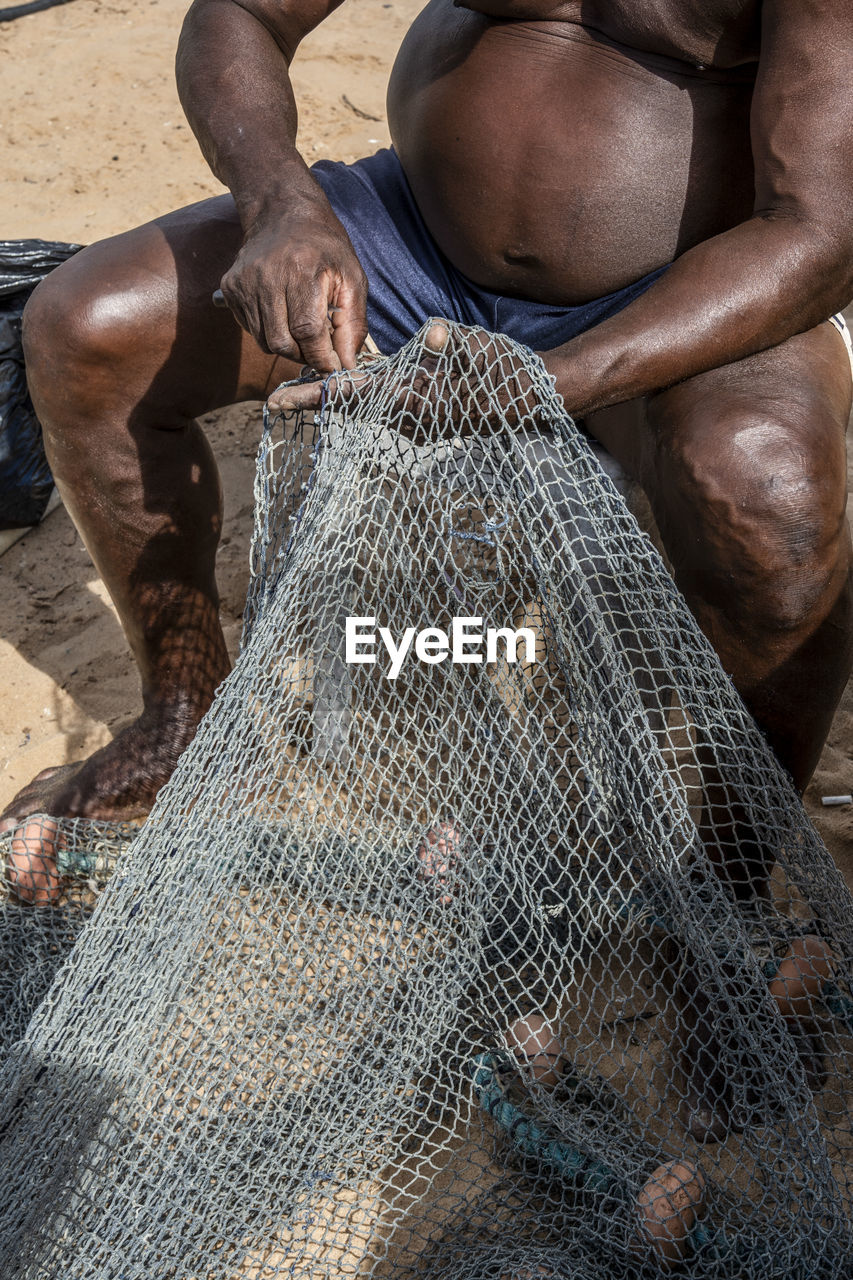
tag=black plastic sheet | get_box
[0,239,81,529]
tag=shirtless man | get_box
[2,0,852,1112]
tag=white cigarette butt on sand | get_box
[821,794,853,806]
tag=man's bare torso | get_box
[388,0,760,303]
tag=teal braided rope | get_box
[469,1050,616,1194]
[469,1050,740,1263]
[55,843,117,881]
[0,814,137,887]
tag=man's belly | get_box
[387,2,756,304]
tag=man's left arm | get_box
[542,0,853,419]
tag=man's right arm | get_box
[176,0,367,369]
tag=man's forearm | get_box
[176,0,322,230]
[175,0,367,370]
[543,216,853,418]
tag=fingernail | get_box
[424,322,449,353]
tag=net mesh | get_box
[0,320,851,1279]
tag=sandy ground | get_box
[0,0,417,796]
[0,0,851,887]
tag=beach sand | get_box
[0,0,851,892]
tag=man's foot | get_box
[0,711,194,904]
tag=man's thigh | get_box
[25,193,296,416]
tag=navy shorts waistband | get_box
[311,147,667,355]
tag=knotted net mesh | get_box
[0,321,851,1279]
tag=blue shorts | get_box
[312,148,667,356]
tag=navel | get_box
[503,248,540,267]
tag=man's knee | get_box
[648,398,850,635]
[22,251,146,415]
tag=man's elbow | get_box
[799,226,853,319]
[179,0,309,62]
[756,209,853,319]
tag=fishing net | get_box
[0,319,851,1279]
